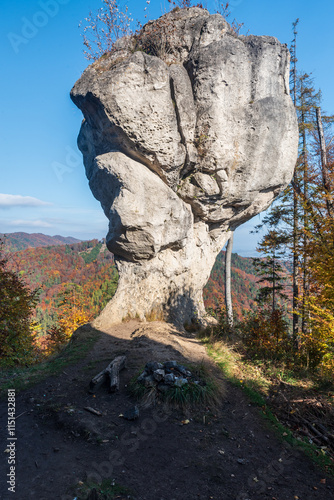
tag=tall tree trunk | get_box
[272,253,276,313]
[293,185,299,346]
[301,110,308,336]
[291,19,299,347]
[316,107,333,217]
[225,231,234,328]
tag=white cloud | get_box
[11,219,53,228]
[0,194,51,208]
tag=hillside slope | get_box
[0,232,80,252]
[6,239,118,330]
[4,235,261,331]
[204,251,259,319]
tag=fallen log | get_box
[89,356,126,393]
[299,426,323,446]
[300,416,329,443]
[106,355,126,392]
[289,414,329,443]
[89,369,108,393]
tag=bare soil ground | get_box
[1,320,334,500]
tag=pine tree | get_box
[291,19,299,344]
[253,70,321,345]
[253,230,288,313]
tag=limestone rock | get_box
[153,369,165,382]
[90,152,193,261]
[174,377,188,387]
[71,7,298,328]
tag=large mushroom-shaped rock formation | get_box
[71,7,298,328]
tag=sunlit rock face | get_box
[71,7,298,328]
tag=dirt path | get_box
[1,320,333,500]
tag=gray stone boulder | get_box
[90,152,192,261]
[71,7,298,328]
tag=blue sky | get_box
[1,0,333,256]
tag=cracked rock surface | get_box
[71,7,298,328]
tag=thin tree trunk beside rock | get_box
[225,232,234,328]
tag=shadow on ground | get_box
[0,320,333,500]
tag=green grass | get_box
[0,325,100,397]
[205,340,271,395]
[164,378,219,408]
[129,362,223,410]
[204,338,334,477]
[75,478,132,500]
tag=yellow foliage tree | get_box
[298,108,334,375]
[43,283,93,353]
[57,283,93,337]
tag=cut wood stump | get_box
[89,355,126,394]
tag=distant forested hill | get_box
[3,234,262,331]
[5,239,118,331]
[0,232,80,252]
[204,252,259,319]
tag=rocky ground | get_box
[1,320,333,500]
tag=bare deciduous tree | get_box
[79,0,133,61]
